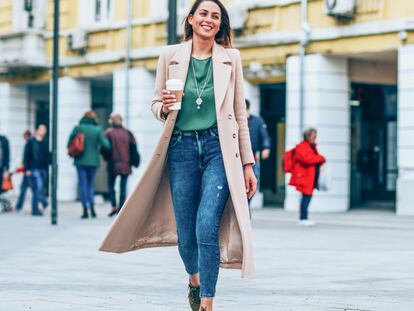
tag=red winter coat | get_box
[289,140,326,195]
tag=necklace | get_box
[191,57,212,110]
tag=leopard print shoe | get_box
[188,283,200,311]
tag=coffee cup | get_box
[166,79,184,110]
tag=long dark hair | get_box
[184,0,232,47]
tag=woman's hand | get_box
[161,89,176,114]
[243,164,257,199]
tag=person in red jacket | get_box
[289,128,326,226]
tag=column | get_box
[0,83,29,171]
[57,78,91,201]
[285,54,350,213]
[397,45,414,215]
[113,67,162,191]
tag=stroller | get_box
[0,171,14,213]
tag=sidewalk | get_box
[0,202,413,310]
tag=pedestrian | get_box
[246,99,271,207]
[24,125,49,216]
[289,128,326,226]
[14,130,32,212]
[68,110,110,219]
[104,113,137,217]
[100,1,257,310]
[0,133,10,188]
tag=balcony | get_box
[0,30,48,72]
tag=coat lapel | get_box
[212,42,232,111]
[168,40,192,84]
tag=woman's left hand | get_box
[243,164,257,199]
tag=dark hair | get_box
[245,99,250,110]
[184,0,232,47]
[303,128,317,141]
[36,124,47,130]
[23,130,31,137]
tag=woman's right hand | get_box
[161,89,176,114]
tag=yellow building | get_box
[0,0,413,215]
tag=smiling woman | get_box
[99,1,256,311]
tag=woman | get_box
[289,128,326,226]
[100,1,256,310]
[68,110,110,219]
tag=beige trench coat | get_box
[99,40,255,277]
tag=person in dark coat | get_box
[289,128,326,226]
[104,113,137,217]
[24,125,50,216]
[246,99,271,206]
[0,134,10,193]
[68,110,110,219]
[14,130,32,212]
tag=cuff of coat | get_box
[153,101,167,123]
[241,151,255,167]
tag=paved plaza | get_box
[0,202,414,311]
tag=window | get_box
[150,0,190,18]
[79,0,113,28]
[94,0,112,23]
[13,0,48,31]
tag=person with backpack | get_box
[14,130,32,212]
[104,113,139,217]
[287,128,326,226]
[68,110,110,219]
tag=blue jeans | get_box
[16,175,30,211]
[76,165,97,210]
[168,127,230,298]
[300,194,312,220]
[29,169,48,214]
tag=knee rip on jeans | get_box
[216,185,224,197]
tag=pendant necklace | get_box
[191,57,212,110]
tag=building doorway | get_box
[350,83,397,210]
[259,83,286,206]
[91,77,113,196]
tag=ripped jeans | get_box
[168,127,230,298]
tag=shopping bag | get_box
[318,164,331,192]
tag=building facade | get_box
[0,0,413,215]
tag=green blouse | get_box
[175,57,217,131]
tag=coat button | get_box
[235,153,239,158]
[227,114,232,120]
[232,133,236,139]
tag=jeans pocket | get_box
[169,135,182,149]
[210,127,219,138]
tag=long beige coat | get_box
[99,40,255,277]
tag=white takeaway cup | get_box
[166,79,184,110]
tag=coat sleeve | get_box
[259,117,271,151]
[151,48,168,123]
[295,145,326,166]
[233,50,255,166]
[23,140,31,171]
[98,128,111,150]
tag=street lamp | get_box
[51,0,60,225]
[168,0,178,44]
